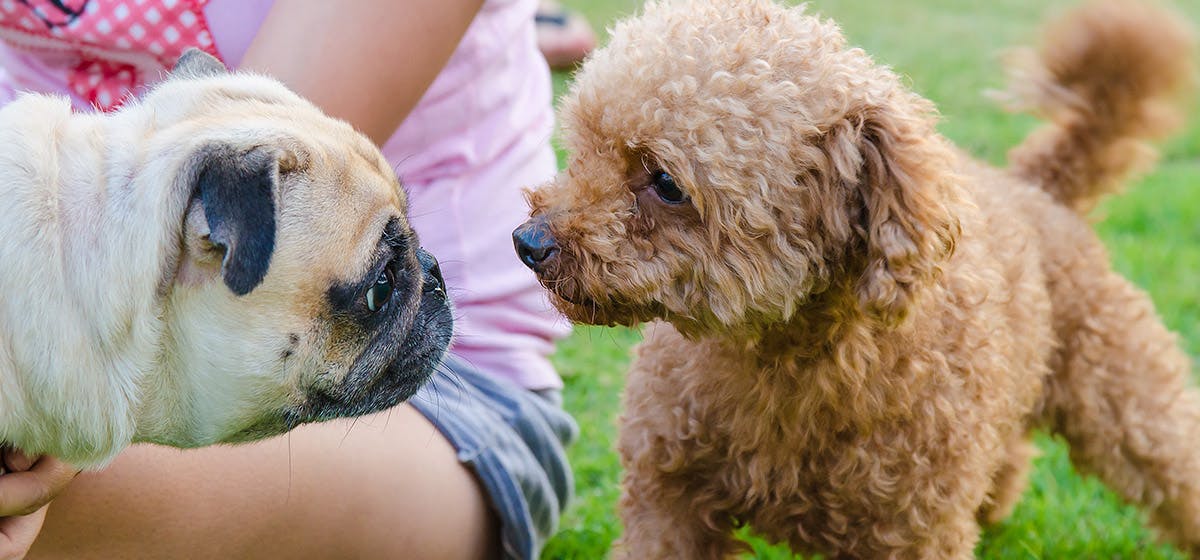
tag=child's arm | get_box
[239,0,484,145]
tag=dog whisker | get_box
[339,416,361,448]
[286,432,293,505]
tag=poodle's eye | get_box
[651,170,688,204]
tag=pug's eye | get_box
[651,170,687,204]
[365,269,394,313]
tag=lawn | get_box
[541,1,1200,558]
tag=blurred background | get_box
[543,1,1200,558]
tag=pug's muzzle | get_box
[286,248,453,428]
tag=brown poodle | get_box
[513,0,1199,557]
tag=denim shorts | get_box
[409,356,578,560]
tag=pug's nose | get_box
[416,248,446,297]
[513,217,559,272]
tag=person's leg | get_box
[535,0,596,70]
[409,356,577,559]
[27,404,499,560]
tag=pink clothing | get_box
[0,0,568,389]
[0,0,219,110]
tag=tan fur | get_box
[1004,0,1197,213]
[522,0,1200,557]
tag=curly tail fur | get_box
[1003,0,1197,213]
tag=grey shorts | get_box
[409,356,578,560]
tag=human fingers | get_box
[1,449,35,474]
[0,457,79,517]
[0,504,49,560]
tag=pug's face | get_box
[132,51,453,447]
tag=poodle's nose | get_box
[513,217,559,272]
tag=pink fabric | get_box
[0,0,218,109]
[0,0,568,389]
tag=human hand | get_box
[0,449,79,560]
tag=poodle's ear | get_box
[831,101,962,324]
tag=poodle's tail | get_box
[1002,0,1196,213]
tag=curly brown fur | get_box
[1003,0,1198,212]
[520,0,1200,557]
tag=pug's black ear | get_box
[193,145,278,296]
[172,48,227,79]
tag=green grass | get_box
[542,1,1200,558]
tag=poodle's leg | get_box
[1045,270,1200,553]
[612,468,738,560]
[799,428,993,558]
[909,514,981,560]
[796,518,979,560]
[874,481,985,559]
[823,491,982,559]
[613,336,744,559]
[977,435,1036,525]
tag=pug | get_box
[0,49,453,468]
